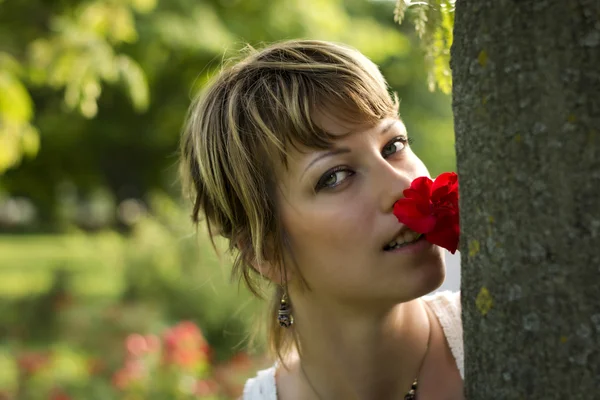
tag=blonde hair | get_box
[180,39,399,361]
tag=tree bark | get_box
[451,1,600,398]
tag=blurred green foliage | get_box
[0,0,455,397]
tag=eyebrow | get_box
[302,120,399,176]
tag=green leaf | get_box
[117,55,149,112]
[343,18,411,62]
[130,0,157,13]
[394,0,409,24]
[110,6,138,43]
[0,69,34,122]
[0,270,54,298]
[20,124,40,158]
[153,5,235,52]
[0,124,40,174]
[394,0,455,93]
[0,350,18,393]
[0,53,22,75]
[0,130,21,173]
[0,60,39,174]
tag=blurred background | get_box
[0,0,457,398]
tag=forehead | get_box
[311,109,373,137]
[279,115,403,178]
[281,114,360,171]
[296,111,403,152]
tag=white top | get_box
[243,290,463,400]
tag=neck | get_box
[290,294,431,400]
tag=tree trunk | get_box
[451,1,600,398]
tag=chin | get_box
[414,253,447,297]
[383,259,446,304]
[424,268,446,294]
[373,245,448,303]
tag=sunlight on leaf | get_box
[130,0,157,13]
[0,56,39,174]
[110,6,138,43]
[0,351,18,394]
[24,1,151,120]
[20,125,40,158]
[343,18,411,62]
[395,0,455,94]
[0,70,33,122]
[0,270,54,298]
[117,56,149,112]
[154,4,235,52]
[79,99,98,119]
[0,133,20,173]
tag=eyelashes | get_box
[314,136,413,191]
[315,166,354,191]
[382,136,413,157]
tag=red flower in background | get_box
[112,322,212,393]
[162,321,210,370]
[49,388,72,400]
[393,172,460,254]
[112,359,146,390]
[17,351,50,375]
[125,333,161,358]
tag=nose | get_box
[375,162,414,213]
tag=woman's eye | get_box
[316,168,353,191]
[381,137,408,158]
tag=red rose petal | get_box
[393,172,460,253]
[425,215,460,254]
[393,198,436,234]
[431,172,457,192]
[406,176,432,196]
[393,199,425,219]
[403,214,437,234]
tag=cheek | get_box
[281,200,375,259]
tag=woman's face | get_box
[276,114,446,305]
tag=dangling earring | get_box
[277,290,294,328]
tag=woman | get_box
[180,40,463,400]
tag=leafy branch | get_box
[394,0,455,94]
[0,0,154,174]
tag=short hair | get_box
[180,39,399,360]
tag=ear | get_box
[235,236,292,284]
[250,257,288,284]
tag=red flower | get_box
[112,359,146,390]
[17,351,50,375]
[125,334,148,357]
[393,172,460,254]
[49,388,71,400]
[162,321,209,370]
